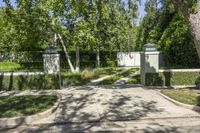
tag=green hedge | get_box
[1,50,118,70]
[0,74,60,91]
[0,67,125,91]
[145,72,200,86]
[0,62,22,72]
[0,73,91,91]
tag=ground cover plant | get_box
[0,95,57,118]
[145,72,200,86]
[61,67,123,86]
[99,68,139,85]
[126,75,140,84]
[161,88,200,106]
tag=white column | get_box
[43,54,60,74]
[141,51,160,85]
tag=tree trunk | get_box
[178,0,200,58]
[75,46,80,72]
[96,45,100,68]
[57,34,75,73]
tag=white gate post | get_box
[140,44,159,85]
[43,45,60,74]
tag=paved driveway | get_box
[2,86,200,133]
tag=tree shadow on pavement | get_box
[2,86,183,133]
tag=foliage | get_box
[0,95,57,118]
[93,67,123,77]
[195,76,200,89]
[99,68,138,85]
[0,62,21,72]
[0,0,138,70]
[145,72,200,86]
[0,74,60,90]
[145,73,164,86]
[61,72,90,86]
[119,68,138,77]
[159,13,199,67]
[0,67,124,90]
[99,75,123,85]
[61,67,123,86]
[0,3,50,52]
[126,75,140,84]
[136,0,200,68]
[161,89,200,106]
[0,62,43,72]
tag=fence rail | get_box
[159,69,200,73]
[0,71,45,76]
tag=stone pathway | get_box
[113,70,140,85]
[87,67,132,86]
[1,86,200,133]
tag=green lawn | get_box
[0,95,57,118]
[99,68,139,85]
[0,62,42,72]
[160,88,200,106]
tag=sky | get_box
[138,0,146,18]
[0,0,147,20]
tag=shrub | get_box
[99,68,139,85]
[0,74,59,91]
[0,62,22,72]
[105,59,117,67]
[81,70,93,80]
[146,72,200,86]
[99,75,123,85]
[195,77,200,89]
[126,75,140,84]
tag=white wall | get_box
[117,52,141,67]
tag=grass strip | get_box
[160,88,200,106]
[0,95,57,118]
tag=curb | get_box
[0,94,61,130]
[147,85,195,89]
[155,90,200,113]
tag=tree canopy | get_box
[1,0,200,69]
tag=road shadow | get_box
[1,86,183,133]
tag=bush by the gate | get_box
[0,74,60,91]
[145,72,200,86]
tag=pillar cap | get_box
[44,45,58,54]
[143,43,157,52]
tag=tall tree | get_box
[136,0,200,68]
[174,0,200,58]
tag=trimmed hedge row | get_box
[0,74,60,91]
[0,73,91,91]
[145,72,200,86]
[1,50,118,69]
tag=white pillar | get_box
[43,54,60,74]
[141,51,159,85]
